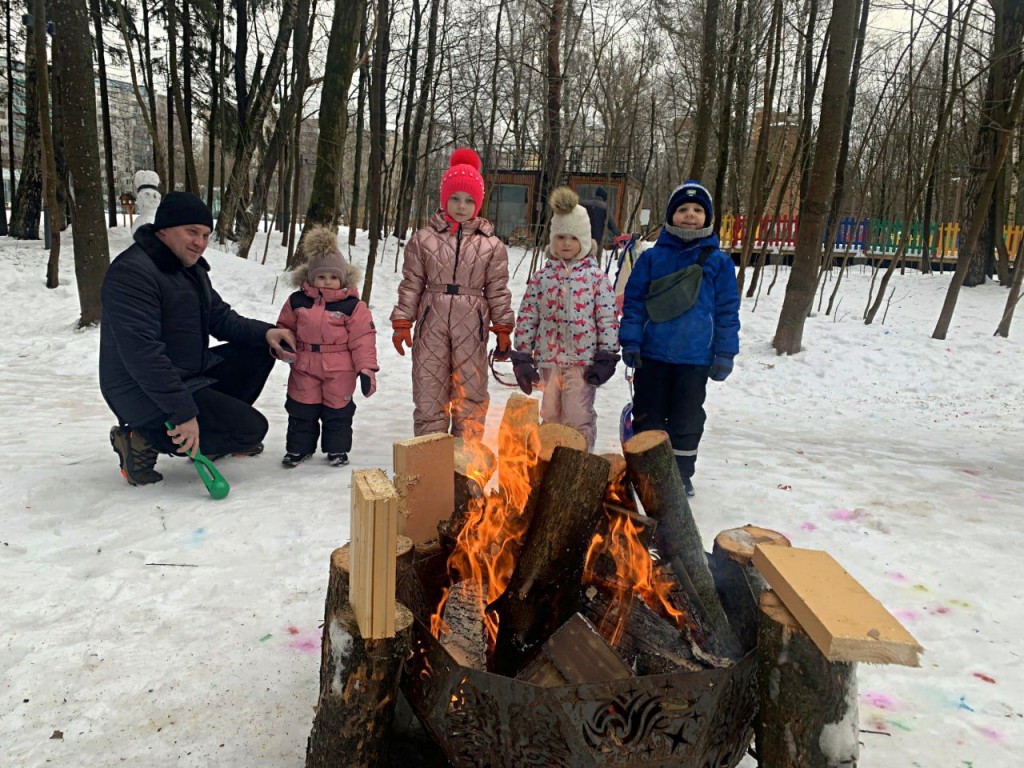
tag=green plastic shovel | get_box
[165,422,230,500]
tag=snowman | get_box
[131,170,162,234]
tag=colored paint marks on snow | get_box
[978,726,1005,743]
[259,634,272,642]
[287,630,322,654]
[913,584,930,592]
[950,599,972,609]
[800,522,818,532]
[958,696,975,712]
[862,692,898,710]
[973,672,996,684]
[188,528,206,548]
[886,571,910,583]
[828,508,860,522]
[893,609,921,623]
[287,625,300,635]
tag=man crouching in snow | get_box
[99,191,297,486]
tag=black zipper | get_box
[452,226,463,283]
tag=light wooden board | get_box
[498,394,540,488]
[752,544,923,666]
[393,433,455,544]
[350,469,400,638]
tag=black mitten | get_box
[584,350,619,386]
[509,350,541,395]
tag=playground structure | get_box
[717,214,1023,267]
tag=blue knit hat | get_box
[666,180,713,227]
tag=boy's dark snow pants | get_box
[631,358,710,480]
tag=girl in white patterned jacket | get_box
[511,187,619,449]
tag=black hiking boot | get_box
[208,442,264,461]
[110,426,163,486]
[281,452,312,469]
[682,476,695,497]
[328,452,349,467]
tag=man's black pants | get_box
[135,343,275,458]
[632,358,710,480]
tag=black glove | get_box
[621,347,641,369]
[509,350,541,395]
[584,350,619,386]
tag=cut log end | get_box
[714,526,791,566]
[622,429,669,455]
[536,423,587,462]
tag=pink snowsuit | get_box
[391,212,514,439]
[515,250,619,448]
[277,283,378,409]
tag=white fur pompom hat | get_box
[549,187,594,258]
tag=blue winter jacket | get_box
[618,229,740,365]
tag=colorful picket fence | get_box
[717,214,1023,263]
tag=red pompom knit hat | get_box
[440,148,485,217]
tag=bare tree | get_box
[31,0,61,286]
[772,0,858,354]
[689,0,721,178]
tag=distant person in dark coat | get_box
[582,186,620,260]
[100,191,297,486]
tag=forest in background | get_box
[0,0,1021,349]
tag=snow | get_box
[1,226,1022,767]
[820,678,860,765]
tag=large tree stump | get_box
[306,544,415,768]
[710,526,791,650]
[756,591,859,768]
[491,447,610,674]
[623,430,741,658]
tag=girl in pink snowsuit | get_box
[511,187,619,449]
[390,148,515,441]
[276,227,378,467]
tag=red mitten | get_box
[392,319,413,356]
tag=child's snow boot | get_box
[328,452,349,467]
[682,476,695,497]
[109,425,163,486]
[281,452,312,468]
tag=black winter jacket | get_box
[99,225,273,427]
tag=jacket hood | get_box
[291,261,362,289]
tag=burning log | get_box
[755,591,859,768]
[581,584,705,674]
[623,430,741,659]
[517,613,633,686]
[491,447,610,675]
[709,526,791,650]
[306,543,415,768]
[497,393,539,490]
[453,438,496,524]
[438,581,488,670]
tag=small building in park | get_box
[481,145,645,245]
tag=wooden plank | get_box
[752,544,923,666]
[351,469,400,639]
[393,433,455,544]
[497,394,540,490]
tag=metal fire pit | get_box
[399,553,759,768]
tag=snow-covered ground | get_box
[1,225,1022,767]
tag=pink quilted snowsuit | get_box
[390,212,514,439]
[277,283,378,409]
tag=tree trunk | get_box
[10,24,42,241]
[961,0,1024,288]
[756,591,859,768]
[206,0,221,210]
[88,0,117,227]
[215,0,298,242]
[363,0,391,302]
[53,0,110,325]
[712,0,743,231]
[688,0,721,180]
[283,0,310,258]
[994,234,1024,336]
[391,0,422,239]
[772,0,858,354]
[348,25,369,247]
[305,546,415,768]
[167,0,200,192]
[491,448,609,675]
[32,0,61,285]
[5,0,15,211]
[300,0,366,235]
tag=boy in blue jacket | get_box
[619,181,740,496]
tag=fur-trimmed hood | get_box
[290,260,362,289]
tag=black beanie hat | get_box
[154,191,214,231]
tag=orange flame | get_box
[583,506,686,645]
[430,412,537,648]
